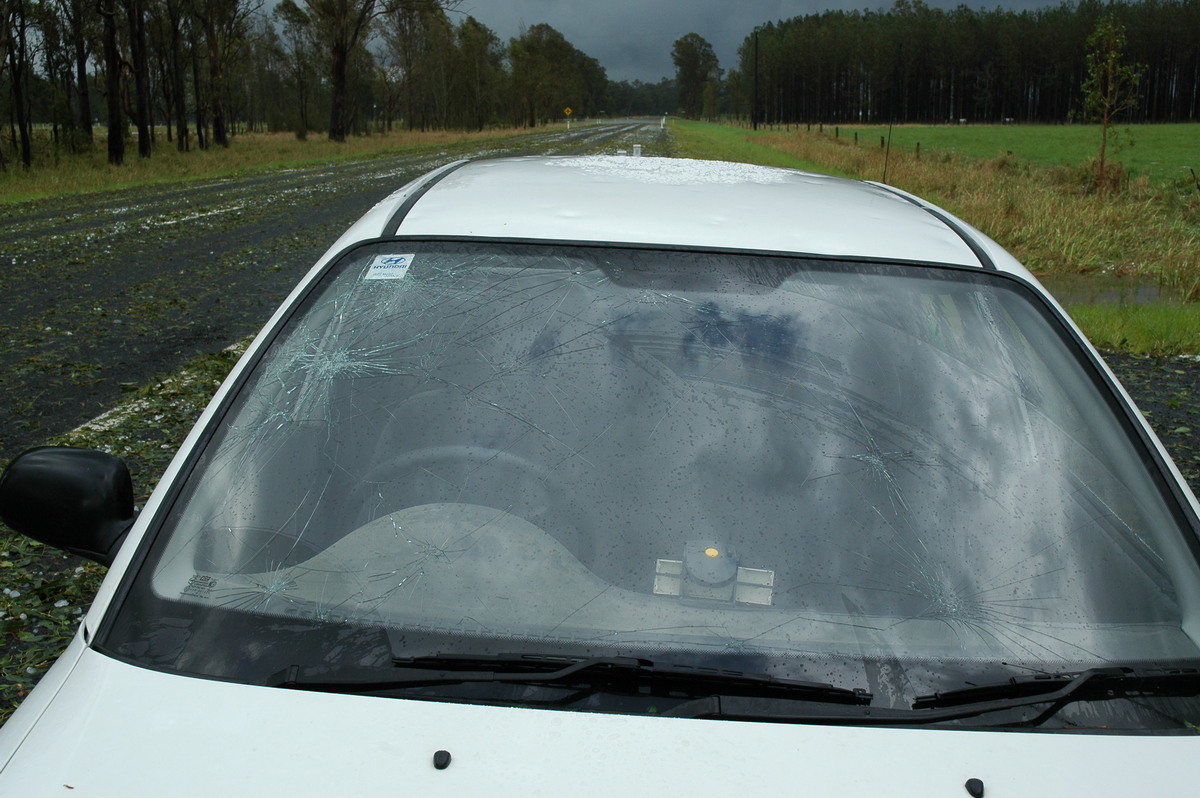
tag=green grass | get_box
[830,123,1200,186]
[672,120,1200,186]
[726,121,1200,187]
[1061,303,1200,355]
[667,118,842,173]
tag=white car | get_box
[2,156,1198,796]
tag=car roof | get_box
[336,156,1029,274]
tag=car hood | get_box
[1,642,1196,796]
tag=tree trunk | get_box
[101,1,124,165]
[199,18,229,147]
[328,39,349,142]
[171,18,190,151]
[189,25,208,149]
[8,3,33,168]
[72,0,93,142]
[127,0,152,157]
[97,1,126,164]
[206,23,228,147]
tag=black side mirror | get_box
[0,446,137,566]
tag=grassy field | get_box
[1064,303,1200,353]
[672,119,1200,355]
[774,122,1200,186]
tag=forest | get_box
[727,0,1200,126]
[0,0,674,168]
[0,0,1197,170]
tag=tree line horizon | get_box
[1,0,1195,171]
[720,0,1198,127]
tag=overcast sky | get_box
[458,0,1049,83]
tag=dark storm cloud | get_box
[460,0,1050,82]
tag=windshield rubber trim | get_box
[871,184,996,270]
[917,206,996,270]
[363,233,992,273]
[383,160,471,236]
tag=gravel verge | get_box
[1103,352,1200,488]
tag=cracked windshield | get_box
[112,242,1200,706]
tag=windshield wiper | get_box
[912,665,1200,711]
[265,653,872,705]
[664,666,1200,725]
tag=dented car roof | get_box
[328,156,1028,275]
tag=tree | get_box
[609,78,676,117]
[0,0,12,168]
[298,0,376,141]
[509,24,601,127]
[126,0,152,157]
[4,0,35,167]
[1082,13,1145,188]
[671,32,718,119]
[273,0,324,136]
[450,15,503,130]
[191,0,258,148]
[287,0,456,141]
[152,0,194,150]
[38,0,94,151]
[382,0,453,130]
[98,0,124,164]
[60,0,95,145]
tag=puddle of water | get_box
[1039,274,1172,305]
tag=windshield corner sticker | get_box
[182,573,217,599]
[365,254,415,280]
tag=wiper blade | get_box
[912,666,1200,711]
[266,653,872,705]
[665,666,1200,726]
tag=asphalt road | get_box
[0,121,673,462]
